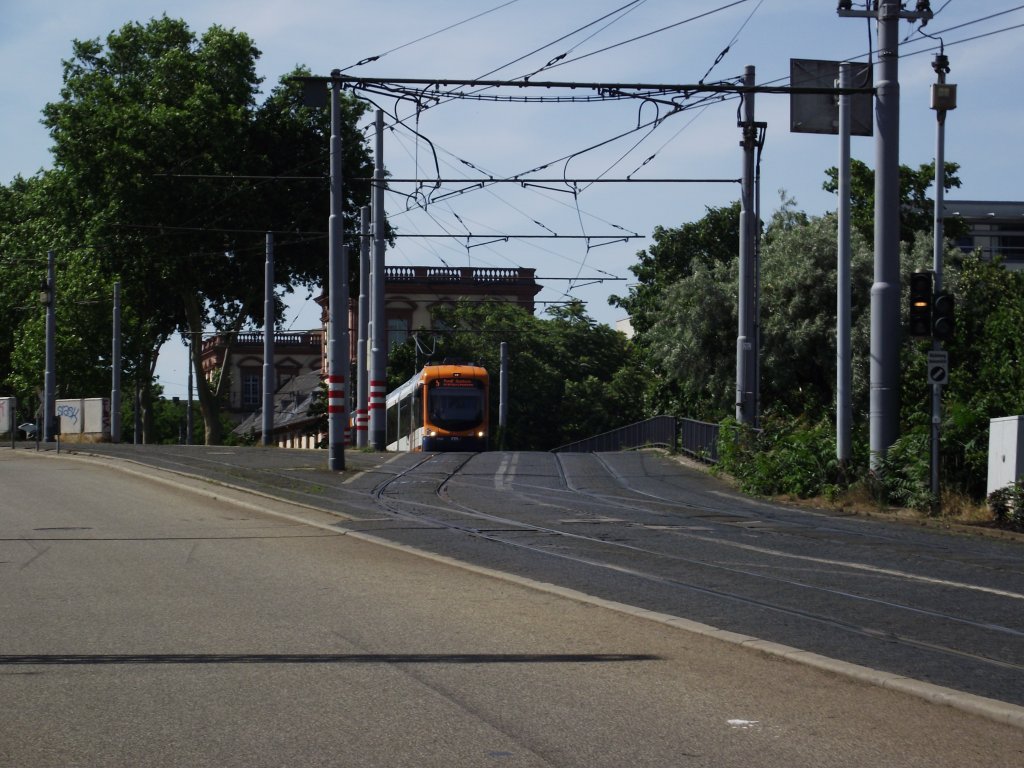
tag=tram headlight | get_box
[477,431,485,438]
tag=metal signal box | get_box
[988,416,1024,496]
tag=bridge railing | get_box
[551,416,737,464]
[551,416,678,454]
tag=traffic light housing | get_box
[908,271,933,337]
[932,292,955,342]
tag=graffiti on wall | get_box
[56,404,80,425]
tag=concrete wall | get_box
[56,398,111,443]
[0,397,14,436]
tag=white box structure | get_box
[987,416,1024,496]
[55,398,111,442]
[0,397,14,436]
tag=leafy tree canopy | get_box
[822,159,965,246]
[387,300,644,451]
[610,202,740,338]
[27,16,373,442]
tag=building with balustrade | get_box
[370,266,541,351]
[201,330,324,417]
[204,266,541,440]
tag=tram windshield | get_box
[428,386,484,431]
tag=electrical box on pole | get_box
[908,271,933,337]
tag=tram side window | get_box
[386,398,398,444]
[412,386,423,431]
[386,386,424,444]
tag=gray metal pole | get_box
[327,71,346,470]
[262,232,275,447]
[186,345,193,446]
[43,250,56,442]
[753,123,762,429]
[356,206,370,448]
[111,281,122,443]
[837,63,852,465]
[369,110,387,451]
[133,381,141,444]
[499,341,509,449]
[870,3,902,467]
[735,65,756,425]
[931,53,951,514]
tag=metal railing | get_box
[551,416,726,464]
[552,416,679,454]
[678,418,722,463]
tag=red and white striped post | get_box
[369,377,386,448]
[326,70,348,470]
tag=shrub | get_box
[715,416,848,499]
[987,482,1024,530]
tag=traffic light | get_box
[932,292,955,342]
[908,271,933,337]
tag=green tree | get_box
[38,17,372,443]
[642,201,877,423]
[645,258,737,419]
[611,202,740,338]
[759,207,874,418]
[397,300,643,451]
[822,159,965,246]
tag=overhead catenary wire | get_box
[536,0,755,75]
[340,0,525,72]
[346,74,756,305]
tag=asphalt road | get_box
[53,442,1024,708]
[3,445,1022,766]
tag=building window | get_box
[242,373,261,408]
[387,317,410,348]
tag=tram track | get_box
[366,453,1024,681]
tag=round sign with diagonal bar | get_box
[927,350,949,386]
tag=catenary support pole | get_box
[327,71,346,470]
[42,250,57,442]
[499,341,508,449]
[262,232,274,447]
[735,65,757,425]
[186,344,193,446]
[837,0,932,469]
[369,110,387,451]
[133,381,141,444]
[356,206,370,448]
[871,2,903,467]
[111,282,121,443]
[837,63,852,465]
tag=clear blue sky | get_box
[2,1,1021,397]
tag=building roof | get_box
[232,368,323,439]
[943,200,1024,221]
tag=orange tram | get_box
[385,363,489,452]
